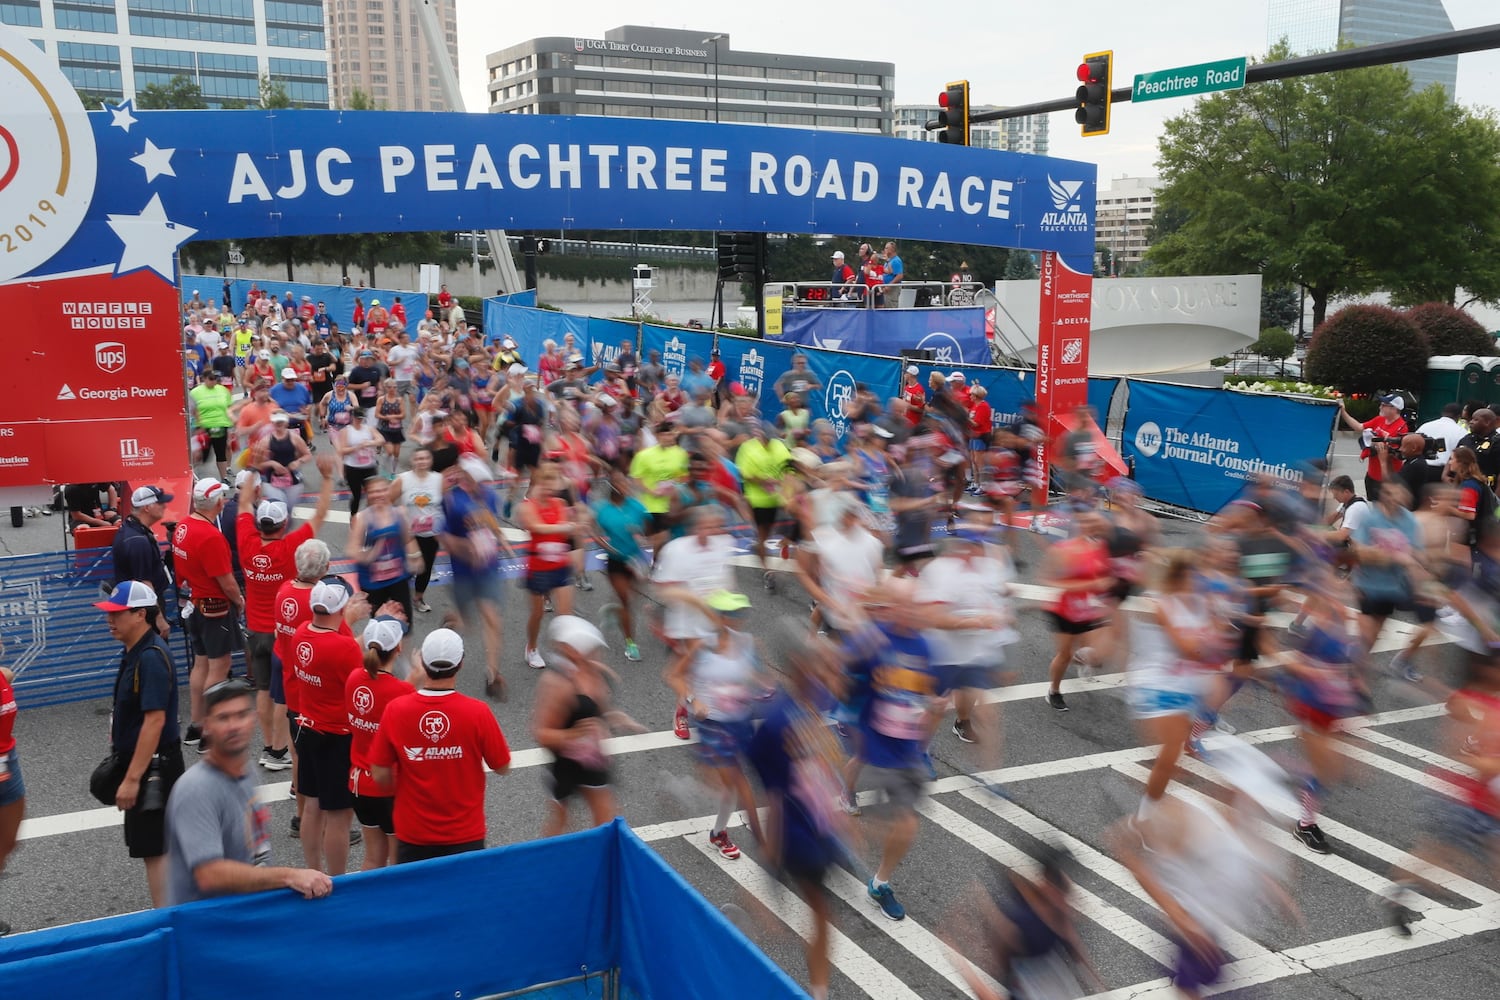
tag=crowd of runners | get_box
[2,287,1499,1000]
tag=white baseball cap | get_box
[508,363,528,375]
[193,478,227,503]
[234,469,257,489]
[905,365,919,375]
[281,367,297,379]
[362,616,404,652]
[309,577,352,614]
[949,371,966,381]
[831,251,845,259]
[421,628,465,671]
[548,615,608,654]
[255,499,288,527]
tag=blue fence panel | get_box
[641,324,714,381]
[184,275,427,335]
[798,344,902,443]
[712,334,797,421]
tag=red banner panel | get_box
[1035,251,1094,503]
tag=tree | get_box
[135,75,206,110]
[1252,327,1296,363]
[1147,43,1500,328]
[1260,285,1301,333]
[259,74,293,109]
[1405,302,1496,357]
[1304,305,1428,395]
[1003,252,1038,281]
[1095,244,1113,278]
[344,88,381,111]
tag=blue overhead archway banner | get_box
[774,306,989,366]
[40,109,1097,281]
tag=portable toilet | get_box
[1425,355,1479,421]
[1462,357,1488,406]
[1487,357,1500,404]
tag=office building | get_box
[1095,176,1160,274]
[893,104,1048,156]
[1267,0,1457,96]
[1,0,329,107]
[486,26,893,134]
[325,0,458,111]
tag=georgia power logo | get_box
[1040,175,1088,233]
[917,331,963,365]
[1134,421,1163,458]
[0,31,99,282]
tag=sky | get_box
[453,0,1500,187]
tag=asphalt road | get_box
[3,435,1498,999]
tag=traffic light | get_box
[1076,51,1112,137]
[716,232,761,281]
[937,80,970,146]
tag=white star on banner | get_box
[106,100,138,133]
[106,193,198,280]
[130,139,176,182]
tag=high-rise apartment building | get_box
[325,0,457,111]
[1095,176,1160,274]
[1267,0,1457,96]
[893,104,1048,156]
[486,26,893,135]
[1,0,329,107]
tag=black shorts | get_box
[548,758,610,802]
[295,728,354,811]
[395,838,485,864]
[512,441,542,471]
[605,555,636,579]
[896,543,935,565]
[245,630,275,691]
[1049,612,1105,636]
[206,430,229,463]
[752,505,780,529]
[525,566,572,594]
[379,426,405,445]
[352,793,395,834]
[188,609,240,659]
[1358,594,1436,622]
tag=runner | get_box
[174,479,245,751]
[590,467,651,662]
[653,506,738,740]
[518,463,578,669]
[347,478,417,625]
[375,379,408,477]
[368,629,513,864]
[738,422,793,591]
[1040,509,1115,712]
[346,616,414,870]
[0,654,21,936]
[392,447,445,614]
[440,461,514,701]
[533,615,644,838]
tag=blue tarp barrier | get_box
[641,324,715,381]
[797,344,902,442]
[1121,380,1339,513]
[0,821,805,1000]
[182,275,427,335]
[775,306,988,366]
[714,333,797,421]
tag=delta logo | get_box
[1040,176,1090,233]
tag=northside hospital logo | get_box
[0,32,99,282]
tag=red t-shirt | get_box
[238,516,314,633]
[0,671,17,755]
[1360,415,1408,480]
[707,359,725,382]
[346,669,414,797]
[289,622,362,733]
[902,382,926,426]
[1048,537,1111,623]
[390,303,407,325]
[524,496,572,572]
[370,689,511,845]
[951,384,973,409]
[172,514,233,601]
[437,291,452,310]
[970,400,993,438]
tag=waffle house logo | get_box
[0,28,98,281]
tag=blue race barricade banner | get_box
[588,317,642,381]
[642,323,715,380]
[494,289,537,307]
[775,307,988,366]
[1121,380,1339,513]
[184,275,427,335]
[714,333,797,420]
[62,111,1099,280]
[482,299,588,367]
[799,344,902,442]
[1089,377,1122,425]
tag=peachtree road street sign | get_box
[1133,57,1247,103]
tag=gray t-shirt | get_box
[166,760,270,906]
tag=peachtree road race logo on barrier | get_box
[1135,421,1300,481]
[0,571,49,674]
[738,348,765,398]
[825,370,856,437]
[0,34,98,282]
[917,331,963,365]
[663,336,687,375]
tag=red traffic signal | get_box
[936,80,970,146]
[1075,51,1112,137]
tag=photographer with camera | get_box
[1339,394,1409,501]
[1386,434,1442,510]
[1415,402,1466,467]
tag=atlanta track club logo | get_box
[0,28,99,282]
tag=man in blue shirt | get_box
[269,368,313,434]
[441,463,514,701]
[880,241,904,307]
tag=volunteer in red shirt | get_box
[289,577,363,876]
[436,284,453,313]
[948,370,973,408]
[968,385,994,485]
[901,365,926,426]
[173,479,245,751]
[370,628,511,864]
[0,659,23,929]
[238,462,335,771]
[1339,393,1409,502]
[389,296,408,327]
[518,464,576,669]
[346,616,414,869]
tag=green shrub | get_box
[1405,302,1496,357]
[1304,305,1428,396]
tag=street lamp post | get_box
[702,34,725,123]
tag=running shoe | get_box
[259,747,291,771]
[624,639,641,662]
[839,793,862,816]
[289,815,301,839]
[1046,691,1069,712]
[526,647,546,669]
[709,829,741,860]
[1390,653,1423,684]
[673,704,691,740]
[763,571,777,593]
[415,598,432,614]
[576,574,594,592]
[1293,822,1331,854]
[183,724,203,749]
[952,719,977,744]
[867,879,906,921]
[543,597,554,613]
[485,675,508,703]
[1377,886,1421,938]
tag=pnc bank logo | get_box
[95,342,126,373]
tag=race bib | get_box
[871,693,930,740]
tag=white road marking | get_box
[682,834,925,1000]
